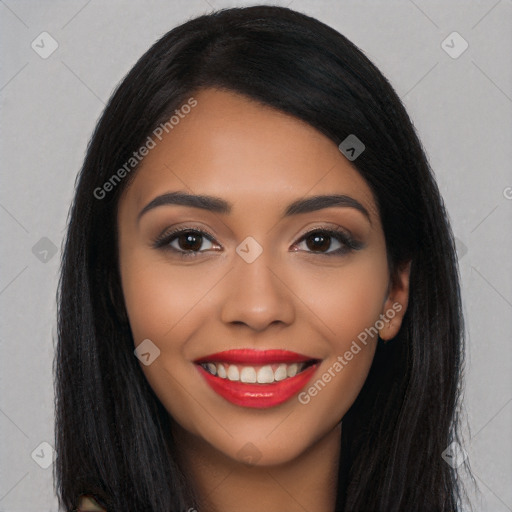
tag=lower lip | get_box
[196,364,319,408]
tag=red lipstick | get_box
[194,349,319,408]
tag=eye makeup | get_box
[151,223,365,259]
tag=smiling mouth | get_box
[194,349,320,408]
[198,360,317,383]
[194,348,319,384]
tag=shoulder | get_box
[76,495,106,511]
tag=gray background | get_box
[1,1,511,510]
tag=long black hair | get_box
[54,5,470,511]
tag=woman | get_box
[55,5,469,511]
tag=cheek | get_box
[291,250,389,349]
[289,252,388,425]
[120,250,217,343]
[119,248,225,428]
[119,253,210,435]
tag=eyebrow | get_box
[137,191,371,223]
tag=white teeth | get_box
[217,363,227,378]
[240,367,257,383]
[257,365,274,384]
[203,361,312,383]
[274,364,288,381]
[287,363,298,378]
[206,363,217,376]
[227,365,240,381]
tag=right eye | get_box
[153,227,221,257]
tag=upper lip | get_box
[194,349,317,365]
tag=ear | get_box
[379,260,411,342]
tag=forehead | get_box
[119,87,379,222]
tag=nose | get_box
[220,251,296,332]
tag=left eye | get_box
[293,230,346,254]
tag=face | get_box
[117,88,410,466]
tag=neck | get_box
[172,422,341,512]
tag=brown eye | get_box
[153,228,217,255]
[304,232,333,252]
[293,228,362,256]
[173,231,206,252]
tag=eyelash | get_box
[151,226,363,258]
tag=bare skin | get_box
[117,87,410,511]
[77,495,104,511]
